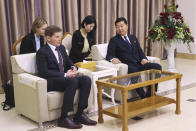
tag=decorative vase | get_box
[164,41,177,72]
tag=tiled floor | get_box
[0,58,196,131]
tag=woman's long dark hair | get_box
[81,15,97,38]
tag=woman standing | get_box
[69,15,96,63]
[20,17,48,54]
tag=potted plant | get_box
[146,4,194,72]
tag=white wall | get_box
[177,0,196,54]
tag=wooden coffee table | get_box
[96,69,182,131]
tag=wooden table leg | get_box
[98,85,104,123]
[176,78,181,114]
[151,84,155,96]
[121,89,128,131]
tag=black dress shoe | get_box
[58,117,82,129]
[73,114,97,126]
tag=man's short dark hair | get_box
[115,17,128,25]
[45,25,62,37]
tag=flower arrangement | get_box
[146,4,194,52]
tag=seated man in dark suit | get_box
[106,17,162,99]
[36,25,97,129]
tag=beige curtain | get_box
[95,0,118,43]
[42,0,63,27]
[150,0,168,58]
[0,0,172,88]
[0,0,16,84]
[0,73,3,93]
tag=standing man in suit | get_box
[36,25,97,129]
[106,17,162,98]
[20,18,47,54]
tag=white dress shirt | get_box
[121,34,131,44]
[34,34,41,51]
[47,43,67,77]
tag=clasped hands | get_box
[66,66,78,78]
[140,59,150,65]
[111,58,150,65]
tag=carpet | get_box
[27,120,57,131]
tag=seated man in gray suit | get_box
[36,25,97,129]
[106,17,162,99]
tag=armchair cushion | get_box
[47,92,64,111]
[47,90,79,111]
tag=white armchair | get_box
[61,32,72,55]
[11,53,82,127]
[91,43,161,102]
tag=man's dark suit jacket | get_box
[106,34,161,98]
[20,31,44,54]
[36,44,74,90]
[69,30,95,63]
[106,34,147,65]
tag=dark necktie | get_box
[124,36,132,47]
[55,47,64,73]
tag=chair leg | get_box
[111,88,116,105]
[18,114,22,116]
[38,122,44,130]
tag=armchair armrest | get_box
[13,73,49,123]
[95,60,128,75]
[147,56,161,64]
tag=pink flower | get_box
[167,28,175,39]
[172,12,181,19]
[185,28,190,33]
[191,37,194,42]
[180,18,184,23]
[149,30,155,35]
[164,4,167,9]
[160,12,169,18]
[160,19,166,25]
